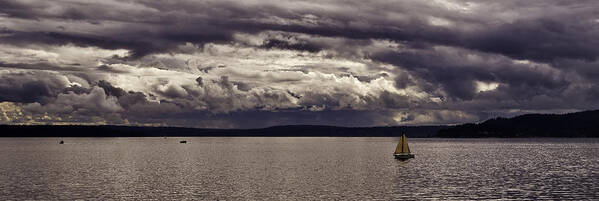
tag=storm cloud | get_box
[1,0,598,128]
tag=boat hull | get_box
[394,154,415,160]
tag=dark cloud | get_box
[372,46,572,102]
[2,30,143,51]
[195,77,203,86]
[260,39,322,53]
[465,18,599,62]
[0,61,83,72]
[97,80,126,97]
[2,0,599,128]
[0,0,596,62]
[0,71,70,103]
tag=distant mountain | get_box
[0,124,446,137]
[436,110,599,138]
[7,110,599,138]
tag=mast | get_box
[400,134,404,153]
[401,134,405,152]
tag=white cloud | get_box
[475,81,499,93]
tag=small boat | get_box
[179,140,187,143]
[59,140,64,144]
[394,133,414,160]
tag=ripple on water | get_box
[0,138,598,200]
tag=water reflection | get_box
[0,138,597,200]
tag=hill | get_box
[436,110,599,137]
[0,124,445,137]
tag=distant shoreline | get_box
[437,110,599,138]
[0,125,445,137]
[4,109,599,138]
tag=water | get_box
[0,138,598,200]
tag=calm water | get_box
[0,138,598,200]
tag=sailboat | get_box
[394,133,415,160]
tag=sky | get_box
[1,0,599,128]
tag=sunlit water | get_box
[0,138,598,200]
